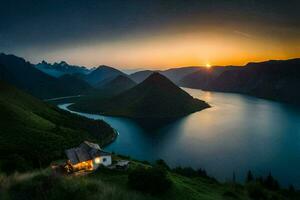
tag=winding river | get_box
[58,88,300,187]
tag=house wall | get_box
[93,155,112,169]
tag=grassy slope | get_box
[1,158,298,200]
[0,81,115,172]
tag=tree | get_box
[232,171,236,183]
[246,170,254,183]
[263,173,280,191]
[197,168,208,178]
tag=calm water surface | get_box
[59,88,300,187]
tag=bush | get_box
[247,183,267,200]
[128,166,172,195]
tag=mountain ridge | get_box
[129,67,201,84]
[35,60,91,77]
[84,65,129,86]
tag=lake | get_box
[58,88,300,187]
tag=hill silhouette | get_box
[84,65,128,86]
[72,73,210,118]
[97,75,136,94]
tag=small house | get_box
[65,141,112,172]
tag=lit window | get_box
[94,157,101,164]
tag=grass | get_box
[0,169,154,200]
[1,156,299,200]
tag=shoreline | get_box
[58,103,119,148]
[67,102,210,120]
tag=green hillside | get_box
[1,158,298,200]
[0,81,115,173]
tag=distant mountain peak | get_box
[85,65,127,85]
[140,72,177,88]
[145,72,167,81]
[96,65,116,70]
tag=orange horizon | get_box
[18,27,300,70]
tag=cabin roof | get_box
[65,141,110,165]
[81,141,101,150]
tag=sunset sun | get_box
[206,63,211,68]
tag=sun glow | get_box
[40,29,300,68]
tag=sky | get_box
[0,0,300,69]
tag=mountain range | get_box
[0,53,96,99]
[35,60,92,77]
[1,52,300,105]
[0,53,136,99]
[35,61,130,88]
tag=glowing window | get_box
[94,157,101,164]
